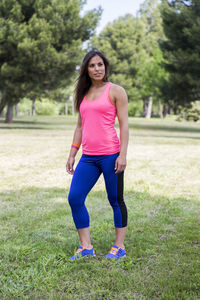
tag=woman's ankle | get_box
[115,243,125,249]
[81,243,93,249]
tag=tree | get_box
[136,46,169,118]
[160,0,200,108]
[0,0,101,122]
[92,0,168,118]
[136,0,169,117]
[91,14,145,103]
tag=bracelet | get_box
[72,143,80,150]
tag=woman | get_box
[66,49,129,260]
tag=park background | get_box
[0,0,200,299]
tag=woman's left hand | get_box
[115,155,126,174]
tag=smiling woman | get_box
[87,55,105,81]
[66,49,129,260]
[74,50,110,110]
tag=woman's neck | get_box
[91,80,107,88]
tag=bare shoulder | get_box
[110,83,126,96]
[110,83,128,104]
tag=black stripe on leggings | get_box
[117,171,128,227]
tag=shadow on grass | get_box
[1,186,199,220]
[134,133,200,140]
[1,186,199,254]
[0,126,52,130]
[0,120,46,125]
[1,118,200,135]
[129,122,200,134]
[0,186,66,202]
[0,118,76,129]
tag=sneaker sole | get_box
[105,254,126,259]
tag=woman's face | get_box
[87,55,105,81]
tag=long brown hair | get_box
[74,50,110,111]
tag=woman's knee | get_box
[68,189,83,208]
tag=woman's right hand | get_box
[66,156,75,175]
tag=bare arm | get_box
[66,113,82,175]
[110,85,129,174]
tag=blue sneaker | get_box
[70,245,95,261]
[105,245,126,259]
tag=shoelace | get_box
[74,247,84,255]
[74,247,94,258]
[109,247,119,255]
[76,248,83,253]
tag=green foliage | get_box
[18,97,74,116]
[135,0,169,107]
[177,101,200,122]
[136,46,168,100]
[58,102,73,115]
[139,0,164,51]
[35,98,59,116]
[0,0,101,119]
[128,101,143,117]
[18,98,32,115]
[18,98,72,116]
[91,0,168,116]
[91,14,145,102]
[160,0,200,106]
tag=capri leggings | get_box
[68,153,128,229]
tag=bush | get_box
[18,98,32,115]
[36,98,59,115]
[177,101,200,122]
[58,102,73,115]
[128,101,143,117]
[18,98,73,116]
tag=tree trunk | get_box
[0,91,6,115]
[0,108,4,118]
[65,102,68,115]
[69,95,74,115]
[72,102,74,116]
[15,104,19,116]
[32,99,36,115]
[142,98,148,117]
[163,103,169,117]
[5,105,13,123]
[173,105,178,115]
[146,96,153,119]
[158,99,163,119]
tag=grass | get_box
[0,115,200,299]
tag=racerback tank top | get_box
[80,82,120,155]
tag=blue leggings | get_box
[68,153,128,229]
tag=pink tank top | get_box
[80,82,120,155]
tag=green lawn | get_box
[0,116,200,299]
